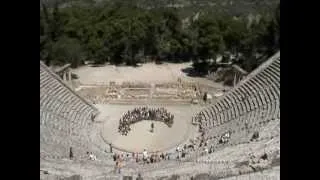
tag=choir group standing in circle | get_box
[118,107,174,135]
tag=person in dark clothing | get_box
[251,131,259,141]
[181,150,186,158]
[261,153,268,160]
[136,173,143,180]
[160,153,164,160]
[69,147,73,160]
[91,113,95,122]
[109,143,113,153]
[203,92,207,102]
[209,145,214,154]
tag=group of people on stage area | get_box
[118,107,174,135]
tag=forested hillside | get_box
[40,0,280,74]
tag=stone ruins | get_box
[40,51,280,180]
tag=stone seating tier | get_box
[195,53,280,132]
[40,62,99,158]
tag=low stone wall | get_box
[76,81,210,104]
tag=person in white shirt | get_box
[143,149,148,163]
[204,147,209,154]
[89,152,94,160]
[88,152,97,161]
[176,146,180,152]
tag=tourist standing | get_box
[136,173,143,180]
[203,92,207,102]
[114,159,119,173]
[118,156,123,174]
[69,147,73,160]
[209,145,214,154]
[143,149,148,164]
[113,153,117,161]
[181,149,186,158]
[151,122,154,133]
[109,143,113,153]
[160,153,164,160]
[204,147,209,154]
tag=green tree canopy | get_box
[40,1,280,74]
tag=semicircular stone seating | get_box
[194,52,280,148]
[40,51,280,179]
[40,61,100,158]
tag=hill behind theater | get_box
[41,0,279,15]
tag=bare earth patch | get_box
[73,62,226,89]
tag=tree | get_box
[50,36,84,67]
[39,2,279,73]
[196,16,225,61]
[223,18,248,56]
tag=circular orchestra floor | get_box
[96,104,201,153]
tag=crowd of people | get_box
[118,107,174,135]
[110,141,216,174]
[111,146,191,171]
[65,137,216,175]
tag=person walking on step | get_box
[203,92,207,102]
[114,159,119,174]
[117,155,123,174]
[69,147,73,160]
[113,153,117,161]
[150,122,154,133]
[109,143,113,153]
[114,154,121,174]
[136,173,143,180]
[143,149,148,164]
